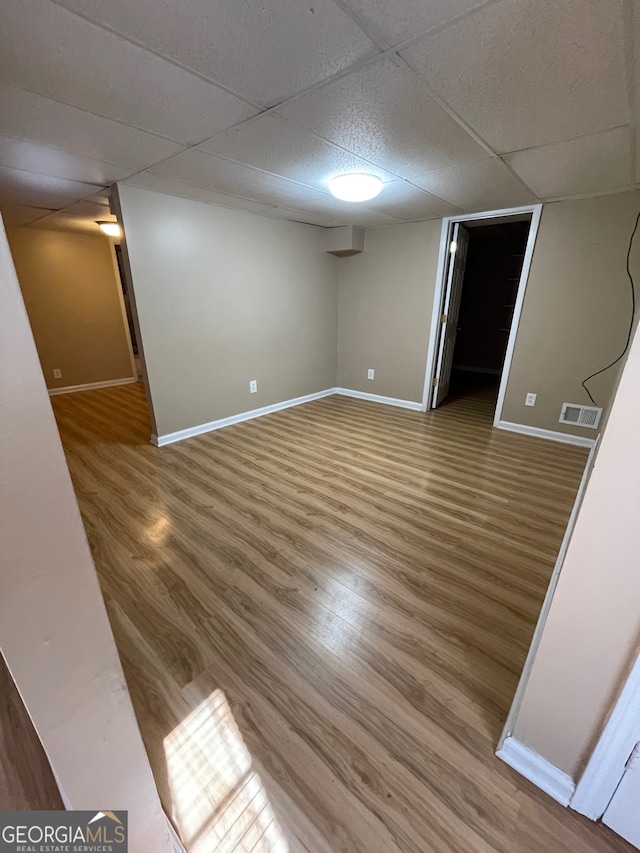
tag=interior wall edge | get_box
[509,298,640,779]
[110,183,160,439]
[498,438,600,754]
[0,215,173,852]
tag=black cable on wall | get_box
[581,209,640,406]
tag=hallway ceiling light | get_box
[329,174,382,203]
[97,221,121,237]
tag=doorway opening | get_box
[422,205,542,423]
[449,218,531,408]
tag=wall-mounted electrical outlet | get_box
[249,380,257,393]
[367,368,375,380]
[53,368,62,379]
[525,392,537,407]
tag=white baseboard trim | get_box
[48,377,138,396]
[152,386,425,447]
[152,388,338,446]
[497,737,575,806]
[495,420,596,448]
[335,387,423,411]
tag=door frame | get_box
[421,203,543,419]
[108,240,138,382]
[431,221,469,408]
[571,647,640,820]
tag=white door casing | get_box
[431,223,470,408]
[571,647,640,840]
[420,203,543,419]
[602,742,640,848]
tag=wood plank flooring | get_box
[51,382,632,853]
[0,651,63,810]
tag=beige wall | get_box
[0,217,173,852]
[337,220,442,402]
[501,192,640,438]
[111,186,639,440]
[8,227,134,390]
[115,184,338,438]
[512,311,640,777]
[336,191,640,435]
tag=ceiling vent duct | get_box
[559,403,602,429]
[324,225,365,257]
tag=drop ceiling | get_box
[0,0,635,235]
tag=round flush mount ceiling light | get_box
[329,173,383,203]
[96,220,121,237]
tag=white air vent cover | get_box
[559,403,602,429]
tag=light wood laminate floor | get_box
[51,383,632,853]
[0,652,63,810]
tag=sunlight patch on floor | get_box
[164,690,289,853]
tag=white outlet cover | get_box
[525,392,537,406]
[367,369,375,380]
[249,380,257,393]
[53,368,62,379]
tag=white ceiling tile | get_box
[0,137,131,186]
[53,0,377,107]
[411,158,535,211]
[0,0,630,221]
[147,150,327,208]
[0,84,185,170]
[0,203,55,228]
[401,0,628,153]
[0,165,104,209]
[63,199,114,219]
[265,207,338,227]
[25,211,111,235]
[200,115,396,192]
[505,127,632,199]
[0,0,257,144]
[83,189,112,206]
[366,180,460,219]
[341,0,493,47]
[27,198,119,234]
[125,172,278,215]
[276,58,487,178]
[290,195,404,227]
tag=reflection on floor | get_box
[165,691,287,852]
[51,382,633,853]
